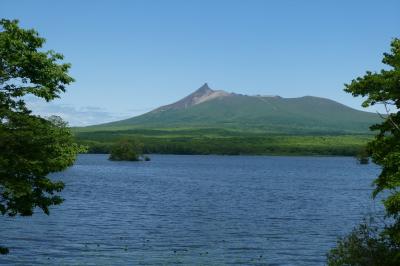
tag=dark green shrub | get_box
[109,139,143,161]
[327,220,400,266]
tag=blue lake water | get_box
[1,154,382,265]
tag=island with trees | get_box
[109,139,150,161]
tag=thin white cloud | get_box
[25,97,134,127]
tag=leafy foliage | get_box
[109,139,144,161]
[328,220,399,266]
[0,19,81,253]
[0,115,81,216]
[327,38,400,264]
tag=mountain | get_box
[86,83,380,134]
[152,83,231,112]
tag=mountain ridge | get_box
[85,84,380,134]
[151,83,232,113]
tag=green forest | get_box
[75,129,372,156]
[74,128,372,156]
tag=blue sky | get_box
[1,0,399,125]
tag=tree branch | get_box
[383,102,400,132]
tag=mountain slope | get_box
[86,84,380,134]
[152,83,231,112]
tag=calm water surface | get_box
[1,154,382,265]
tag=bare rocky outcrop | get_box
[152,83,231,113]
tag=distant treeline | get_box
[74,129,371,156]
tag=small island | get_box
[109,139,150,161]
[356,147,369,164]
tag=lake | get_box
[1,154,382,265]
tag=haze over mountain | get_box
[86,84,381,134]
